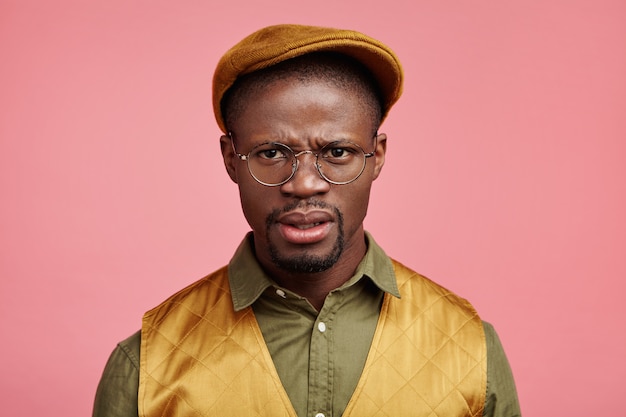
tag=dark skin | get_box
[220,77,386,311]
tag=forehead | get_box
[222,53,382,134]
[231,77,375,142]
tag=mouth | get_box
[276,211,334,245]
[292,222,324,230]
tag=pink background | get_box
[1,1,625,415]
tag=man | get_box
[93,24,520,417]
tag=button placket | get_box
[308,297,337,417]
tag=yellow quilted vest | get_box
[139,260,486,417]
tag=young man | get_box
[93,24,521,417]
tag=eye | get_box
[329,148,347,158]
[259,149,282,159]
[251,144,291,163]
[321,143,359,163]
[254,146,284,159]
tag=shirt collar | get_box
[228,232,400,311]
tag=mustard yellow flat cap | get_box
[212,24,403,133]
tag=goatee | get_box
[266,200,344,274]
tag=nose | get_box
[280,152,330,197]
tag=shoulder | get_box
[117,330,141,368]
[391,259,478,316]
[143,266,230,321]
[99,330,141,374]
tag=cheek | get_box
[237,180,272,231]
[339,183,373,231]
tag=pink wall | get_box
[1,1,625,415]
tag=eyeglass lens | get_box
[246,141,368,186]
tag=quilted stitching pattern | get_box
[139,261,485,417]
[139,267,296,417]
[343,261,486,417]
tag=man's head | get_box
[213,25,403,277]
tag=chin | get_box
[269,238,344,274]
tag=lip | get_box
[276,210,334,245]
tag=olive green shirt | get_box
[93,233,520,417]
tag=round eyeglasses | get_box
[232,138,376,186]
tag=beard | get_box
[266,200,345,274]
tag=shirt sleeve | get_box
[482,322,522,417]
[93,331,141,417]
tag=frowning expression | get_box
[220,77,386,276]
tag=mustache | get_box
[266,199,337,227]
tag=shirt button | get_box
[275,289,286,298]
[315,413,325,417]
[317,322,326,333]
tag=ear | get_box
[219,134,239,183]
[372,133,387,180]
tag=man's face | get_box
[220,77,386,275]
